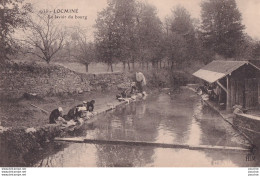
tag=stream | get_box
[27,88,260,167]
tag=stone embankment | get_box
[0,62,130,99]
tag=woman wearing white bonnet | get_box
[58,107,63,112]
[49,107,65,124]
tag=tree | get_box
[95,0,120,72]
[253,41,260,59]
[162,6,199,69]
[114,0,136,70]
[95,0,164,71]
[201,0,245,58]
[21,10,66,64]
[169,6,198,67]
[170,6,194,35]
[69,27,96,72]
[164,32,187,69]
[0,0,31,63]
[135,2,163,69]
[95,0,137,72]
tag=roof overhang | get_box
[192,69,226,83]
[192,61,260,84]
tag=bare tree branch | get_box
[21,10,66,64]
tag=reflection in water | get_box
[24,142,69,167]
[95,144,154,167]
[32,88,258,167]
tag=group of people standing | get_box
[49,100,95,124]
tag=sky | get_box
[26,0,260,40]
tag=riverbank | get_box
[203,100,254,146]
[0,62,130,99]
[186,84,253,148]
[0,90,122,128]
[0,90,138,166]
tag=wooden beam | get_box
[216,80,227,93]
[54,137,250,152]
[226,76,232,112]
[30,104,49,114]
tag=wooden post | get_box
[243,67,246,109]
[258,78,260,108]
[226,75,232,112]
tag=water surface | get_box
[34,88,259,167]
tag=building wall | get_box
[230,65,260,109]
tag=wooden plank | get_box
[188,144,249,151]
[55,137,84,142]
[54,138,250,152]
[245,78,259,109]
[237,80,244,106]
[30,104,49,114]
[258,79,260,105]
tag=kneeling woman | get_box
[49,107,66,124]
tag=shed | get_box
[193,60,260,111]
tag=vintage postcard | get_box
[0,0,260,170]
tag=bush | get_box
[127,68,197,89]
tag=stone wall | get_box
[0,63,130,99]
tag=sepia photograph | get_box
[0,0,260,169]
